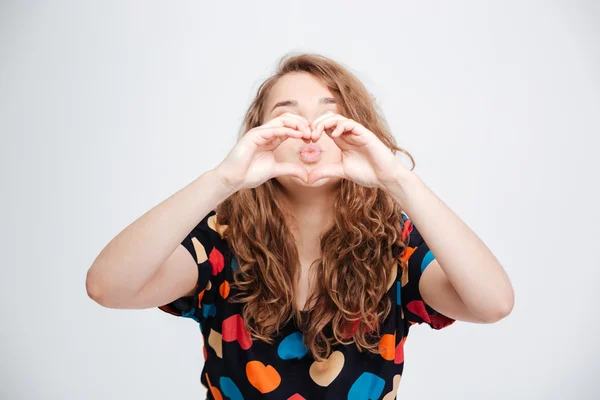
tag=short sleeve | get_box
[157,209,225,321]
[400,214,456,330]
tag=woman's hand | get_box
[307,111,405,188]
[215,112,314,191]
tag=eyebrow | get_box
[269,97,337,113]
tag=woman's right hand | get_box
[214,112,315,191]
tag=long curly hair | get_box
[214,52,416,361]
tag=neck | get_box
[279,183,338,258]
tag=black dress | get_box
[158,210,456,399]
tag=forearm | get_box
[86,167,235,301]
[384,168,514,319]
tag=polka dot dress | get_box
[158,210,456,399]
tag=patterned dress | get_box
[158,210,456,399]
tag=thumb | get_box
[272,162,309,182]
[307,163,345,184]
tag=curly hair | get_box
[214,52,416,362]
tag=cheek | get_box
[272,139,297,161]
[321,137,342,158]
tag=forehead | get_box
[267,72,334,105]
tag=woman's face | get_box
[262,71,343,190]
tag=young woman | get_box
[86,53,514,399]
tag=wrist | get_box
[207,166,240,197]
[381,167,423,207]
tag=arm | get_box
[85,168,235,309]
[387,171,515,323]
[86,113,315,310]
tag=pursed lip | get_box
[298,143,322,153]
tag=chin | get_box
[305,175,343,188]
[303,177,330,187]
[286,175,328,186]
[277,175,338,190]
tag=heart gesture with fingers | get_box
[307,111,402,189]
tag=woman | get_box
[86,53,514,399]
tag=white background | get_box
[1,1,599,399]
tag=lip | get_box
[298,143,322,153]
[298,143,322,163]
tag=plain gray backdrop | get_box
[1,0,599,399]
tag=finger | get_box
[272,162,309,182]
[285,117,312,140]
[261,136,281,150]
[331,120,354,138]
[279,112,310,126]
[310,111,338,129]
[307,163,345,184]
[264,111,308,126]
[265,113,312,138]
[315,118,338,139]
[277,115,312,142]
[260,118,309,138]
[312,115,346,139]
[311,124,322,142]
[254,127,304,146]
[331,122,345,138]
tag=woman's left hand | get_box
[307,111,406,188]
